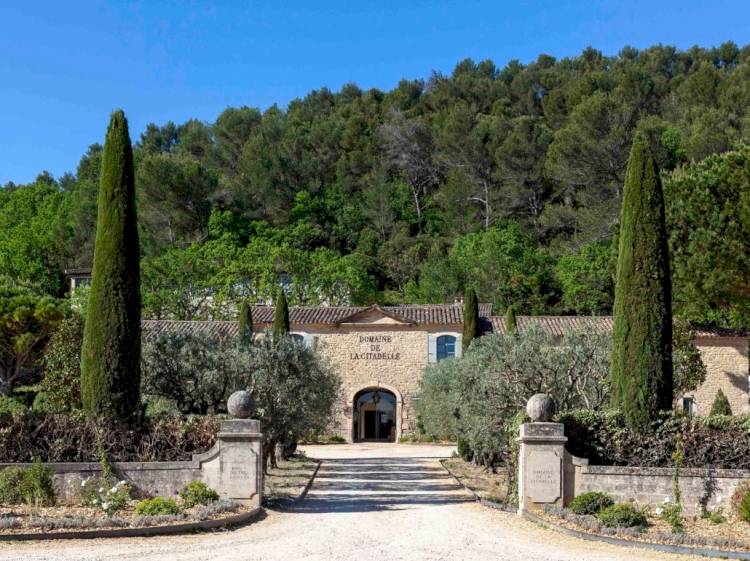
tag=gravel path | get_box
[1,444,698,561]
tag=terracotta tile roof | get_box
[142,303,493,340]
[142,319,238,341]
[486,316,748,338]
[142,309,748,340]
[249,303,493,326]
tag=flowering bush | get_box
[79,477,131,516]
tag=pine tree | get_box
[505,306,517,333]
[609,133,673,428]
[709,389,732,416]
[462,288,480,353]
[272,289,290,341]
[80,110,141,419]
[238,300,253,345]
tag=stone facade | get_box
[292,311,462,441]
[684,336,749,415]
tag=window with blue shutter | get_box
[436,335,456,361]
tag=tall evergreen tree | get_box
[462,288,480,353]
[505,306,517,333]
[80,110,141,419]
[272,289,290,341]
[709,389,732,416]
[609,133,673,428]
[238,300,253,345]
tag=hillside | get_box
[2,42,750,326]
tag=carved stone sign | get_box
[526,448,562,503]
[219,441,258,500]
[350,335,401,361]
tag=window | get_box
[290,333,305,345]
[682,397,696,416]
[436,335,456,362]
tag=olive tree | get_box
[418,326,610,466]
[237,336,339,472]
[141,331,339,472]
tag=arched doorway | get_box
[353,388,397,442]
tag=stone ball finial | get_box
[526,393,556,422]
[227,390,255,419]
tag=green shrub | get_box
[22,459,55,506]
[135,497,181,516]
[0,467,26,504]
[32,391,55,413]
[419,434,435,443]
[457,438,472,461]
[569,492,614,515]
[11,385,39,408]
[661,503,684,533]
[0,397,28,416]
[709,389,733,416]
[0,461,55,506]
[179,481,219,508]
[701,507,725,524]
[598,503,648,529]
[41,314,84,412]
[328,435,345,443]
[738,491,750,523]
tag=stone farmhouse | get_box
[143,303,749,443]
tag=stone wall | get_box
[297,322,461,441]
[0,419,263,507]
[685,336,749,415]
[568,455,749,515]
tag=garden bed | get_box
[0,501,257,539]
[264,454,320,507]
[537,504,750,555]
[441,457,508,503]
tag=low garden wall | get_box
[568,454,748,515]
[0,459,203,504]
[0,418,264,508]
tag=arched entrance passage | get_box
[353,387,398,442]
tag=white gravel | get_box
[1,444,698,561]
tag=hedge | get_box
[560,409,750,469]
[0,412,219,463]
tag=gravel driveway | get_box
[1,443,697,561]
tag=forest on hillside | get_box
[2,42,750,326]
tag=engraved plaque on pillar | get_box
[526,448,562,503]
[220,441,258,499]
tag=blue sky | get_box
[2,1,749,184]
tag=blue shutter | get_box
[428,334,437,363]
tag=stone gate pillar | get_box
[517,394,567,514]
[197,390,263,507]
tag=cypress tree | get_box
[505,306,517,333]
[609,132,673,428]
[80,110,141,419]
[462,288,480,353]
[238,300,253,345]
[272,289,290,341]
[709,389,732,416]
